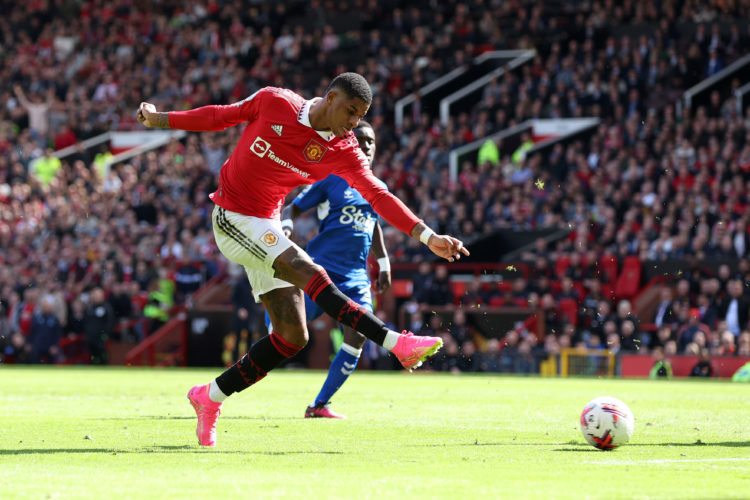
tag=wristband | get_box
[281,219,294,232]
[419,227,435,245]
[377,257,391,272]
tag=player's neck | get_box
[308,99,332,133]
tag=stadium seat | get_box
[489,296,507,307]
[557,298,578,326]
[450,280,466,299]
[513,297,529,308]
[58,335,90,365]
[599,255,619,283]
[614,256,642,299]
[573,281,586,301]
[497,281,512,294]
[390,280,413,298]
[555,256,571,278]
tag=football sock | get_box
[305,269,396,346]
[215,331,303,396]
[208,380,228,403]
[314,343,362,406]
[382,331,399,350]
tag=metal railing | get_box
[394,50,535,129]
[439,50,536,126]
[49,130,186,164]
[734,81,750,115]
[680,53,750,117]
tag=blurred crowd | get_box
[404,256,750,374]
[1,0,750,369]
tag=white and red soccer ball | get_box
[579,396,635,450]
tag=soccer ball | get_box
[579,396,634,450]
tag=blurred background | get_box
[1,0,750,379]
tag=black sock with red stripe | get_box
[215,331,302,396]
[304,268,389,346]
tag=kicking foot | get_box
[391,331,443,371]
[305,402,346,419]
[187,384,222,447]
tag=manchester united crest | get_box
[303,139,327,163]
[261,230,279,246]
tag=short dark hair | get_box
[354,119,373,132]
[326,72,372,105]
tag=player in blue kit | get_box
[266,120,390,419]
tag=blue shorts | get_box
[264,272,372,332]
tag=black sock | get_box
[215,332,302,396]
[304,269,389,346]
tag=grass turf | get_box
[1,367,749,499]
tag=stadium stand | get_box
[1,0,750,374]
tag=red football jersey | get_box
[168,87,421,235]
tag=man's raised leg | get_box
[272,247,442,371]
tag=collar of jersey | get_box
[298,98,334,142]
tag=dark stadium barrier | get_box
[124,315,187,367]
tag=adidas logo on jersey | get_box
[271,124,283,136]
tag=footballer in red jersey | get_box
[138,72,469,446]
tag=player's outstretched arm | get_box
[338,166,469,262]
[410,222,470,263]
[137,91,262,132]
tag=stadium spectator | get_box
[27,295,63,364]
[650,325,676,351]
[677,308,713,353]
[82,287,115,365]
[457,340,480,372]
[431,336,461,374]
[416,264,454,306]
[65,299,86,337]
[619,319,642,353]
[719,279,750,337]
[480,337,503,373]
[447,308,472,346]
[12,85,53,140]
[737,331,750,357]
[461,276,489,307]
[713,330,736,357]
[649,346,673,379]
[689,348,714,377]
[653,287,677,329]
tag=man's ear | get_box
[325,89,337,104]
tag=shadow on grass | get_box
[414,440,750,449]
[0,445,345,455]
[553,441,750,451]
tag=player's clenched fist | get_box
[137,102,162,128]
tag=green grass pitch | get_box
[1,366,749,499]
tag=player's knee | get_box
[273,248,322,286]
[275,327,309,348]
[344,330,367,349]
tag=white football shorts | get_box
[212,205,295,301]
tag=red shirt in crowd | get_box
[168,87,421,234]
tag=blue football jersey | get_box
[292,174,384,280]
